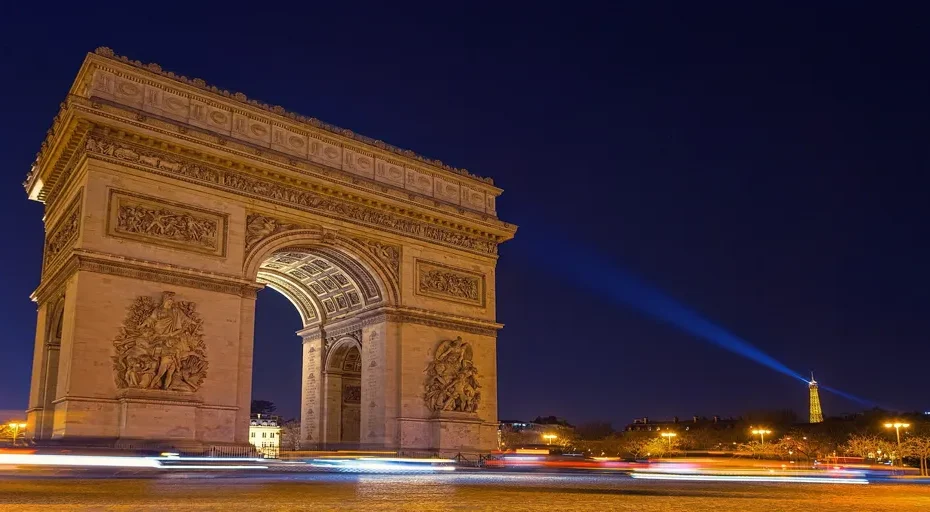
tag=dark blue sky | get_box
[1,3,928,425]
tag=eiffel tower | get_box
[809,372,824,423]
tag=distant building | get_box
[624,415,740,432]
[499,418,575,449]
[249,414,281,458]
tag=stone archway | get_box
[250,238,396,450]
[22,48,516,455]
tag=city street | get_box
[0,471,927,511]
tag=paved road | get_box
[0,471,928,511]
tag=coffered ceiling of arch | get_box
[256,247,382,325]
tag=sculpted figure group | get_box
[116,204,218,249]
[419,269,480,301]
[112,291,209,392]
[424,337,480,413]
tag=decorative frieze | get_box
[415,259,485,307]
[107,189,227,256]
[44,192,83,270]
[84,136,499,256]
[88,47,495,186]
[112,291,208,393]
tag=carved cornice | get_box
[68,97,511,232]
[83,134,500,255]
[32,250,261,304]
[89,47,494,185]
[346,306,502,337]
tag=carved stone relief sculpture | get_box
[107,190,227,256]
[353,238,400,279]
[424,337,480,414]
[112,291,208,393]
[415,260,485,306]
[44,193,82,269]
[245,213,306,251]
[85,136,499,255]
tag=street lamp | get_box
[752,428,772,445]
[884,422,910,467]
[661,432,677,450]
[7,422,27,446]
[542,434,557,445]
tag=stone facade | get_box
[22,49,516,455]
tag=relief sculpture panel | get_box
[112,291,209,393]
[424,337,480,414]
[415,259,485,306]
[107,190,227,256]
[43,192,82,270]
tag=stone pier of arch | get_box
[21,48,516,455]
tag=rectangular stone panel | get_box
[374,158,405,187]
[308,136,342,168]
[343,148,375,179]
[405,167,434,196]
[106,189,228,257]
[188,99,232,135]
[142,85,190,123]
[434,176,461,205]
[89,70,144,109]
[271,124,310,158]
[43,191,82,270]
[414,259,486,307]
[461,186,487,213]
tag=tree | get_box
[251,399,277,415]
[901,436,930,476]
[620,433,655,459]
[280,419,301,451]
[739,440,780,459]
[844,434,892,461]
[644,436,681,458]
[776,430,833,462]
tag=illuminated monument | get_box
[809,373,824,423]
[22,48,516,454]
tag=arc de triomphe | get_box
[23,48,516,454]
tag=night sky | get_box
[1,4,927,426]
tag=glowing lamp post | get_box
[542,434,557,446]
[752,428,772,445]
[884,422,910,467]
[7,422,27,446]
[661,432,677,450]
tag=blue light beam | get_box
[516,228,875,405]
[553,243,809,384]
